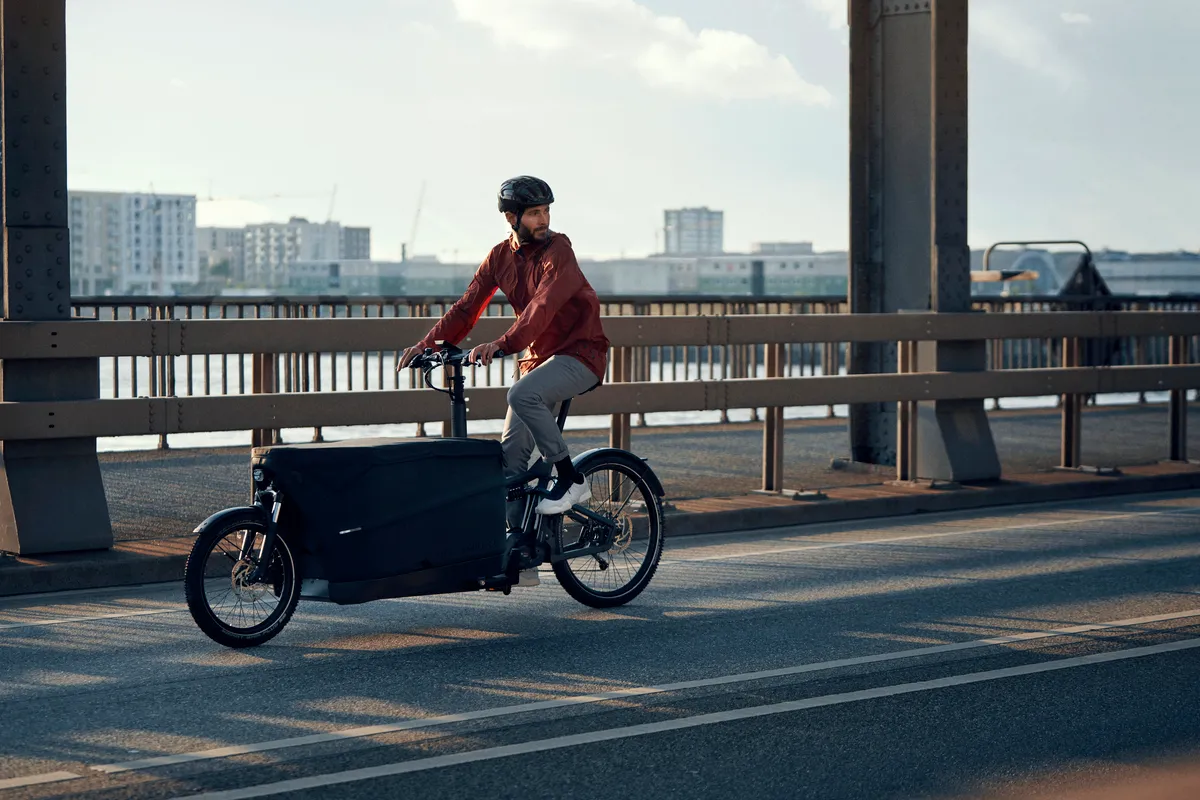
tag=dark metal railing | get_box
[69,293,1200,448]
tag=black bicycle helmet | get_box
[497,176,554,229]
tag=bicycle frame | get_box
[413,343,623,573]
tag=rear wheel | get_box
[551,456,664,608]
[183,512,300,648]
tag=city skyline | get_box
[65,1,1199,262]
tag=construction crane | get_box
[325,184,338,223]
[402,180,426,262]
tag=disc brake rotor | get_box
[608,517,635,555]
[230,560,268,602]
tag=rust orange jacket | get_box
[418,232,609,382]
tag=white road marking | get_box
[0,771,80,790]
[175,636,1200,800]
[93,607,1200,774]
[666,506,1200,563]
[6,505,1198,630]
[0,608,183,631]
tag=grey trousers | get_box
[502,355,598,528]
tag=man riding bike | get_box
[397,176,610,557]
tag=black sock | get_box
[555,458,583,485]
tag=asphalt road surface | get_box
[3,491,1200,799]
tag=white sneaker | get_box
[516,568,541,587]
[536,479,591,516]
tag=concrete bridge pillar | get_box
[0,0,112,554]
[847,0,1000,481]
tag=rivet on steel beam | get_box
[16,305,24,314]
[25,268,32,277]
[14,281,22,290]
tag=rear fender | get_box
[572,448,665,497]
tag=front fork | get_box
[245,488,283,583]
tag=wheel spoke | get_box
[556,463,661,601]
[200,526,291,633]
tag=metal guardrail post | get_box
[822,341,838,417]
[1060,337,1083,469]
[761,343,785,492]
[1169,334,1189,462]
[610,347,632,451]
[896,340,919,482]
[251,352,276,449]
[153,303,171,450]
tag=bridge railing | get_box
[2,309,1198,490]
[66,294,1200,441]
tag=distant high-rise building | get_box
[340,226,371,260]
[664,207,724,255]
[68,190,198,296]
[197,227,246,283]
[243,217,342,289]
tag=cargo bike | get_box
[183,343,666,648]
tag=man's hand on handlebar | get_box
[396,345,426,372]
[468,341,503,367]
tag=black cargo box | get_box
[252,437,506,584]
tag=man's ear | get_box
[504,211,517,228]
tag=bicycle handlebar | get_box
[408,344,505,371]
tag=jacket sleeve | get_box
[495,245,585,356]
[418,256,498,349]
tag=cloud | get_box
[807,0,846,30]
[451,0,832,105]
[972,3,1082,91]
[1060,11,1092,25]
[401,20,441,40]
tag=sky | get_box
[65,0,1200,261]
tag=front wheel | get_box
[183,511,300,648]
[551,456,664,608]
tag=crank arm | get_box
[550,540,613,564]
[564,505,616,528]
